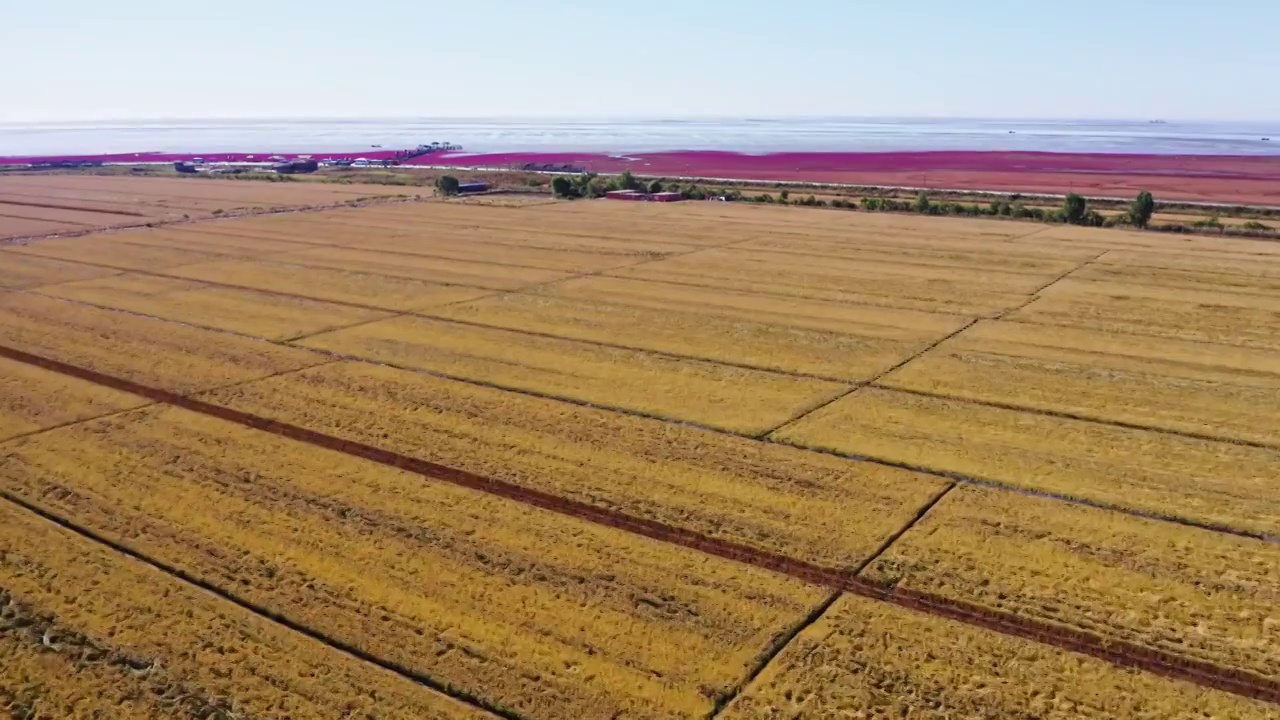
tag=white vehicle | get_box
[351,158,371,168]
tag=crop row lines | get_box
[15,289,1275,546]
[712,482,962,718]
[0,343,1275,706]
[22,248,971,363]
[691,243,1075,281]
[0,354,342,449]
[994,249,1110,319]
[1,192,433,245]
[1003,316,1280,354]
[593,272,980,317]
[758,318,982,438]
[871,383,1280,452]
[0,492,518,720]
[0,587,245,719]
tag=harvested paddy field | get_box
[298,315,849,434]
[878,320,1280,447]
[1,178,1277,718]
[0,174,414,239]
[720,594,1274,720]
[774,387,1280,537]
[1,406,823,719]
[865,487,1280,680]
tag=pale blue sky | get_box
[3,1,1277,122]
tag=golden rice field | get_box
[1,176,1278,718]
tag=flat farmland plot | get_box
[169,258,492,310]
[9,235,232,271]
[169,221,363,247]
[333,232,644,273]
[1010,277,1280,349]
[1037,224,1280,256]
[745,226,1098,262]
[881,320,1280,447]
[545,275,968,338]
[274,245,570,289]
[0,291,323,393]
[0,357,147,441]
[368,202,742,247]
[866,486,1280,679]
[721,594,1272,720]
[1076,252,1280,296]
[41,272,393,340]
[201,360,949,569]
[523,201,1049,248]
[611,248,1036,315]
[108,225,322,256]
[299,315,849,434]
[0,201,139,228]
[0,251,120,288]
[0,501,488,720]
[774,387,1280,536]
[0,405,823,719]
[0,216,71,239]
[736,234,1094,274]
[0,175,414,215]
[0,192,149,217]
[298,215,701,255]
[433,291,948,380]
[261,219,650,273]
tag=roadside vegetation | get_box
[547,171,1276,239]
[9,163,1277,239]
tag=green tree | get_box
[551,176,573,198]
[647,179,664,194]
[1129,190,1155,229]
[618,169,641,191]
[1063,193,1087,225]
[586,176,610,198]
[436,175,461,196]
[779,190,790,202]
[914,191,932,214]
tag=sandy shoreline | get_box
[4,149,1278,205]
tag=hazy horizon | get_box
[3,1,1278,124]
[4,115,1279,125]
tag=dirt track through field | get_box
[0,343,1275,706]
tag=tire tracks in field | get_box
[709,482,959,719]
[13,288,1279,546]
[11,252,898,384]
[0,357,342,447]
[0,344,1277,707]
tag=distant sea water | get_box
[1,118,1277,157]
